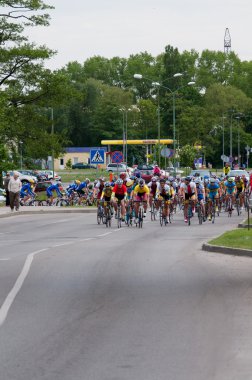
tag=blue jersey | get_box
[196,184,204,200]
[77,182,87,191]
[224,181,236,194]
[46,184,62,197]
[66,183,78,195]
[20,183,34,197]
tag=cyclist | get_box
[46,182,63,205]
[195,178,206,221]
[206,177,221,220]
[148,176,158,210]
[133,178,150,223]
[111,179,127,221]
[153,164,161,177]
[224,177,236,209]
[95,177,105,203]
[180,176,197,223]
[156,178,174,223]
[101,181,114,217]
[20,181,35,204]
[235,175,245,208]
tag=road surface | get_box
[0,210,251,380]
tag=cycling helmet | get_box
[228,177,233,182]
[235,176,241,180]
[85,178,90,183]
[210,178,215,183]
[104,181,111,187]
[56,181,62,186]
[99,177,105,182]
[195,178,201,184]
[151,177,157,182]
[119,172,127,180]
[126,179,133,187]
[134,170,141,178]
[185,176,191,181]
[75,180,81,185]
[139,178,145,187]
[160,178,165,183]
[116,179,123,185]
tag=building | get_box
[54,147,107,170]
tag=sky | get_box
[26,0,252,70]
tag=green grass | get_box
[58,169,109,183]
[209,229,252,250]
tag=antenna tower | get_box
[224,28,231,54]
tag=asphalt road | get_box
[0,210,252,380]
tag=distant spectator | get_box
[4,172,10,206]
[8,172,22,212]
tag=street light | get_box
[134,72,193,167]
[151,80,195,167]
[47,107,54,179]
[119,106,139,166]
[20,141,23,169]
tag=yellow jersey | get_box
[134,184,150,195]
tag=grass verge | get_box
[209,229,252,250]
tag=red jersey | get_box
[112,184,127,196]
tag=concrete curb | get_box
[0,208,96,218]
[202,243,252,258]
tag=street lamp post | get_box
[134,73,195,168]
[49,107,55,179]
[20,141,23,169]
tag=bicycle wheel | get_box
[198,205,203,225]
[117,207,121,228]
[151,203,155,221]
[97,207,102,224]
[159,204,164,226]
[236,200,240,216]
[187,204,192,226]
[211,202,216,224]
[138,207,143,228]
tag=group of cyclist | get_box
[19,165,252,224]
[89,169,251,225]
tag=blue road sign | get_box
[111,151,124,163]
[90,149,105,164]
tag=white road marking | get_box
[0,258,10,261]
[0,228,127,327]
[0,248,48,327]
[97,232,112,237]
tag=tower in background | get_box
[224,28,231,54]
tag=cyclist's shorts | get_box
[135,193,148,202]
[20,191,27,198]
[236,188,243,195]
[46,190,53,197]
[208,192,218,200]
[226,189,235,195]
[185,193,196,201]
[77,190,85,196]
[198,194,204,201]
[159,194,170,201]
[104,196,111,202]
[115,194,124,201]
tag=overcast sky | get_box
[26,0,252,70]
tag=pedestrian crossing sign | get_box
[90,149,105,164]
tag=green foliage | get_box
[179,145,198,168]
[65,158,72,170]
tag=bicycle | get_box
[116,199,122,228]
[125,200,134,227]
[187,199,193,226]
[97,202,105,225]
[134,200,145,228]
[150,199,158,221]
[159,199,169,226]
[196,201,203,225]
[226,194,233,217]
[103,201,112,228]
[208,198,217,224]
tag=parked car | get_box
[41,170,61,181]
[34,181,64,201]
[4,171,37,185]
[134,164,154,183]
[18,170,47,182]
[106,163,128,173]
[227,169,249,181]
[189,169,212,179]
[0,188,6,202]
[72,162,97,169]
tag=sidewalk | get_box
[0,205,96,218]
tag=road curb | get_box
[202,243,252,258]
[0,208,96,218]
